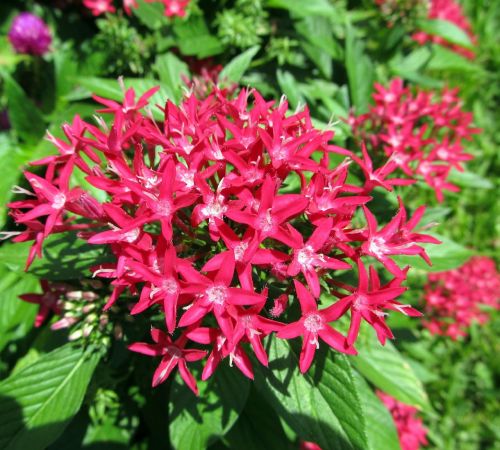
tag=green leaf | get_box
[266,0,335,17]
[295,16,343,62]
[416,19,474,50]
[0,268,38,353]
[0,37,25,67]
[0,232,113,280]
[219,46,260,84]
[345,24,374,114]
[54,47,78,102]
[132,0,169,29]
[447,169,494,189]
[427,45,479,72]
[154,53,190,103]
[352,373,400,450]
[1,70,46,144]
[0,345,100,450]
[276,70,304,110]
[168,364,250,450]
[0,134,25,228]
[389,47,432,76]
[254,337,368,450]
[350,326,429,410]
[173,16,224,58]
[220,387,292,450]
[393,233,473,272]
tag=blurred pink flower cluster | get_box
[423,256,500,339]
[7,85,437,394]
[378,391,428,450]
[83,0,189,17]
[350,78,479,202]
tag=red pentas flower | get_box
[350,78,479,202]
[129,328,206,394]
[6,82,437,393]
[378,391,428,450]
[422,256,500,339]
[278,280,357,373]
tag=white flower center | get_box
[201,198,227,220]
[257,209,275,233]
[206,285,228,305]
[52,193,66,209]
[234,242,248,262]
[162,278,178,295]
[353,294,368,310]
[297,245,316,269]
[368,236,387,258]
[303,313,324,333]
[155,199,173,217]
[143,175,159,189]
[121,228,140,243]
[436,147,449,160]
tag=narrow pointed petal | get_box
[128,342,163,356]
[215,253,235,285]
[299,336,316,373]
[276,321,303,339]
[178,360,199,395]
[294,280,318,314]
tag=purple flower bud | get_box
[8,12,52,56]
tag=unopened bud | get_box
[69,329,83,341]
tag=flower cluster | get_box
[413,0,476,59]
[83,0,189,17]
[6,85,436,394]
[350,78,479,202]
[423,256,500,339]
[8,12,52,56]
[378,391,428,450]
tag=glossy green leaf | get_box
[220,387,292,450]
[393,233,473,272]
[0,268,38,353]
[427,45,480,72]
[219,46,260,84]
[0,134,25,228]
[277,70,304,110]
[169,364,250,450]
[417,19,474,50]
[345,24,374,114]
[0,233,113,280]
[350,326,429,410]
[2,71,46,144]
[266,0,335,17]
[254,337,368,450]
[352,372,400,450]
[173,16,224,58]
[132,0,168,29]
[154,53,189,103]
[0,345,100,450]
[447,169,494,189]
